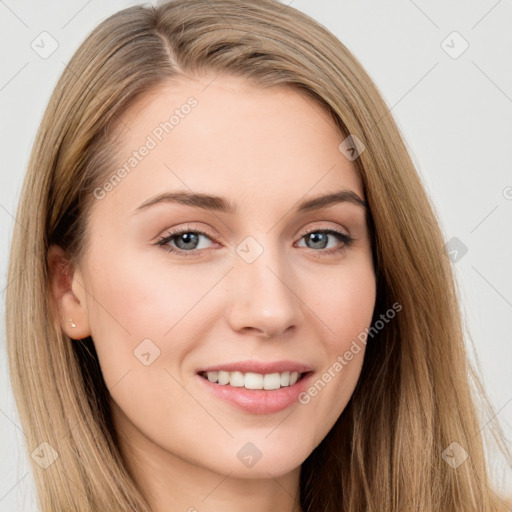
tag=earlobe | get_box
[47,244,91,339]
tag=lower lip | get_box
[196,372,313,414]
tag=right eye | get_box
[156,226,217,256]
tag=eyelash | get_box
[156,224,354,257]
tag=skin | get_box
[48,74,377,512]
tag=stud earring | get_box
[69,318,76,328]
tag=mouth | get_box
[197,370,312,391]
[196,368,315,414]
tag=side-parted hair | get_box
[6,1,511,510]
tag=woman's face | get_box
[55,75,376,484]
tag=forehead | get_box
[98,74,364,217]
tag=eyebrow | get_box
[132,189,368,215]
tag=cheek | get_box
[81,247,224,402]
[84,248,205,342]
[298,258,376,440]
[80,250,180,386]
[80,251,208,442]
[319,255,377,347]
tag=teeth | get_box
[218,371,229,385]
[203,370,302,390]
[230,371,244,387]
[207,371,218,383]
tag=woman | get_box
[5,0,511,510]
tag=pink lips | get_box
[196,359,314,375]
[196,360,314,414]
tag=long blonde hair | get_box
[6,0,511,510]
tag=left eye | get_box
[156,228,354,256]
[297,229,354,253]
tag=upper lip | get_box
[197,360,314,375]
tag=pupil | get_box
[177,233,198,249]
[308,233,327,249]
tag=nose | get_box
[226,241,303,339]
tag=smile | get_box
[199,370,306,390]
[196,370,314,414]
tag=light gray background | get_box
[1,1,511,510]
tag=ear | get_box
[47,244,91,340]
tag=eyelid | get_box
[158,223,217,241]
[155,223,219,251]
[300,223,350,237]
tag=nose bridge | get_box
[227,233,302,337]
